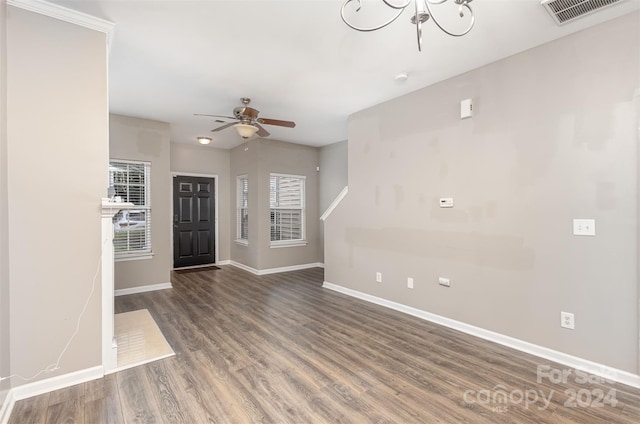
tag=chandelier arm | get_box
[341,1,407,32]
[381,0,413,10]
[425,1,475,37]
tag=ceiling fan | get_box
[195,97,296,139]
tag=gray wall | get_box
[110,114,171,289]
[7,6,107,382]
[229,140,260,269]
[319,140,348,214]
[257,139,321,269]
[170,142,231,263]
[325,13,639,373]
[230,139,321,270]
[319,140,348,263]
[0,0,9,403]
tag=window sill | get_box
[235,239,249,246]
[270,240,308,249]
[115,252,154,262]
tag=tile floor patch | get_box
[114,309,175,371]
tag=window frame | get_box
[236,174,249,246]
[269,173,307,248]
[109,159,153,261]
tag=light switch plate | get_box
[461,98,473,119]
[573,219,595,236]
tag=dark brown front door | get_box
[173,175,215,268]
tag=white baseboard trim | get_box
[115,282,172,297]
[171,264,216,271]
[1,366,104,422]
[217,260,231,266]
[11,365,104,404]
[322,281,640,389]
[0,390,15,424]
[228,261,259,274]
[259,262,324,275]
[229,261,324,276]
[2,364,103,423]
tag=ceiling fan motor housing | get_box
[234,106,259,121]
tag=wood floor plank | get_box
[141,359,196,424]
[84,374,124,424]
[8,265,640,423]
[172,353,232,423]
[189,349,258,422]
[116,366,162,424]
[84,396,124,424]
[47,383,84,407]
[8,392,49,424]
[45,398,84,424]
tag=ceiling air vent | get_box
[541,0,625,25]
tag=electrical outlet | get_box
[438,277,450,287]
[407,277,414,289]
[561,312,575,329]
[376,272,382,283]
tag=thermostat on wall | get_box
[440,197,454,208]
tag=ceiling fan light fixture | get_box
[234,123,259,139]
[196,98,295,139]
[197,136,212,145]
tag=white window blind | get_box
[270,173,305,244]
[237,175,248,243]
[109,160,152,258]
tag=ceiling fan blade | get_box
[255,123,270,137]
[195,113,237,121]
[257,118,296,128]
[210,122,236,132]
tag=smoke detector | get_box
[541,0,625,25]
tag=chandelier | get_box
[341,0,475,52]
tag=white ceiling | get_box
[47,0,639,149]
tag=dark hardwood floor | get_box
[9,265,640,423]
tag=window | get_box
[236,175,249,244]
[270,173,306,246]
[109,160,152,259]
